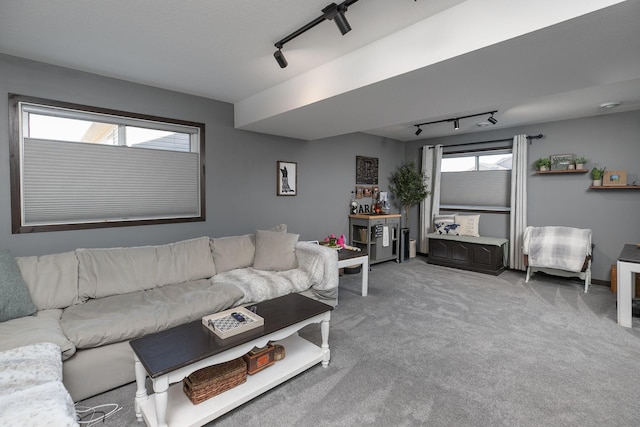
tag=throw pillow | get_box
[435,222,460,235]
[433,214,456,225]
[0,250,37,322]
[455,215,480,237]
[210,234,256,273]
[253,230,299,271]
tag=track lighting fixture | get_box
[273,0,360,68]
[323,3,352,35]
[274,48,288,68]
[413,110,498,136]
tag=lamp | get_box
[415,127,422,136]
[487,113,497,124]
[273,1,360,68]
[453,119,460,130]
[274,49,288,68]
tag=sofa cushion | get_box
[0,250,37,322]
[0,309,75,360]
[16,251,79,310]
[210,234,256,273]
[77,236,216,301]
[61,279,243,349]
[210,224,288,273]
[253,230,299,271]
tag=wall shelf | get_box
[589,185,640,190]
[535,169,588,174]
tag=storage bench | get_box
[427,233,508,275]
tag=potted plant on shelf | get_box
[574,157,588,170]
[535,158,551,171]
[388,159,430,260]
[591,167,605,186]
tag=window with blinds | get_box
[9,94,205,233]
[440,150,512,211]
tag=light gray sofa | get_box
[0,227,338,401]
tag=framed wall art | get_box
[603,170,627,186]
[549,154,573,171]
[277,161,297,196]
[356,156,378,185]
[355,186,363,199]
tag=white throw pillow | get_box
[455,215,480,237]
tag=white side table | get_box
[617,244,640,328]
[338,252,369,296]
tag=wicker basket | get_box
[183,358,247,404]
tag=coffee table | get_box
[130,293,332,427]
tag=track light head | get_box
[323,3,352,35]
[487,114,497,125]
[274,49,288,68]
[415,127,422,136]
[453,119,460,130]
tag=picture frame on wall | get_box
[277,161,297,196]
[549,154,573,170]
[603,170,627,186]
[363,187,372,198]
[356,156,379,184]
[355,186,363,199]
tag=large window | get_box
[440,149,512,211]
[9,94,205,233]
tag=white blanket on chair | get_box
[527,226,591,273]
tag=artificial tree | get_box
[388,159,430,229]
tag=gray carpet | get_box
[78,258,640,426]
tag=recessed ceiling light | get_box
[600,102,622,109]
[476,122,490,127]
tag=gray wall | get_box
[406,110,640,281]
[0,54,404,257]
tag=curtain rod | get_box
[427,134,544,149]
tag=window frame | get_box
[9,94,206,234]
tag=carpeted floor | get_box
[78,257,640,426]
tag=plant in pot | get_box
[574,157,588,170]
[535,158,551,171]
[388,160,430,260]
[591,167,605,186]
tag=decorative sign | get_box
[356,156,378,185]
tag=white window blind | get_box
[22,139,200,225]
[440,170,511,208]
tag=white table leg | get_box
[153,375,170,427]
[134,355,148,422]
[361,257,369,296]
[617,260,634,328]
[321,312,331,367]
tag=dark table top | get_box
[337,248,368,262]
[618,244,640,264]
[130,293,332,378]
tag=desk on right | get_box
[617,244,640,328]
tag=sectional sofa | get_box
[0,226,339,401]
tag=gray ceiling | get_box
[1,0,639,141]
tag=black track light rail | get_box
[274,0,360,67]
[414,110,498,129]
[275,0,359,49]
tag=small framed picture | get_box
[603,170,627,187]
[549,154,573,170]
[277,161,297,196]
[372,186,380,200]
[363,187,372,198]
[355,186,364,199]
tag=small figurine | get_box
[337,234,346,248]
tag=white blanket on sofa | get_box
[213,242,339,305]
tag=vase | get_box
[592,179,602,186]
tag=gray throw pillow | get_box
[253,230,299,271]
[0,250,37,322]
